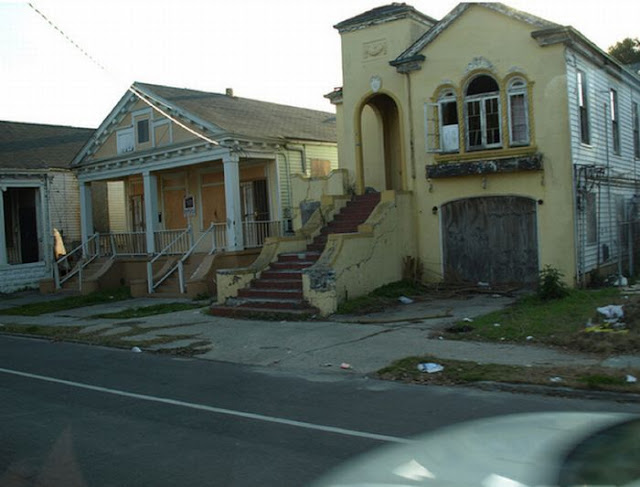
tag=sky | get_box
[1,0,639,129]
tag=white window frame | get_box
[116,127,135,154]
[464,93,502,151]
[577,70,590,145]
[507,77,530,147]
[610,88,620,155]
[632,101,639,160]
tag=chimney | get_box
[225,88,234,97]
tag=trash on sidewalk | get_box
[477,282,490,288]
[417,362,444,374]
[322,363,332,367]
[340,362,352,370]
[131,346,142,353]
[463,317,473,322]
[627,374,638,383]
[611,275,629,287]
[526,336,534,341]
[549,376,563,383]
[398,296,414,304]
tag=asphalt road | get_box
[0,335,638,487]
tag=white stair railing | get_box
[54,233,99,291]
[147,226,193,294]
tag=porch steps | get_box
[210,193,380,319]
[152,254,204,295]
[60,257,110,291]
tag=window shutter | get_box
[424,102,441,153]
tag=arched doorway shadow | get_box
[356,93,404,194]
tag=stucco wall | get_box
[338,4,577,284]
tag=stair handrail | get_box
[54,233,100,290]
[146,225,192,294]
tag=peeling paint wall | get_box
[290,169,350,230]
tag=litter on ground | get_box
[627,375,638,383]
[417,362,444,374]
[398,296,414,304]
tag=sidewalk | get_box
[0,291,620,376]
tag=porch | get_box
[51,219,290,296]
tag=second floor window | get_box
[508,78,529,146]
[633,102,639,159]
[137,119,150,144]
[577,70,590,144]
[465,75,502,150]
[610,89,620,155]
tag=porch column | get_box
[0,187,7,265]
[223,153,244,250]
[79,181,94,256]
[143,171,158,254]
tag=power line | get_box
[27,1,219,146]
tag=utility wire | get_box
[27,1,219,146]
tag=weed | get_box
[537,265,569,300]
[91,302,202,319]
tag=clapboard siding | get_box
[48,170,81,244]
[567,48,640,274]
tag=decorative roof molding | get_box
[334,3,437,34]
[324,87,343,105]
[532,27,640,87]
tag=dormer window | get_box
[465,75,501,150]
[137,119,150,144]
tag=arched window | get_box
[507,77,530,146]
[465,75,501,150]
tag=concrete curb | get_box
[473,381,640,403]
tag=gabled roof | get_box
[393,2,560,66]
[334,3,436,33]
[73,82,337,166]
[135,83,337,143]
[0,121,94,170]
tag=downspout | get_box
[285,143,307,175]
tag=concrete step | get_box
[252,279,303,290]
[260,269,303,280]
[238,288,304,300]
[209,305,318,319]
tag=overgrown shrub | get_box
[537,265,569,301]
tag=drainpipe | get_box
[285,143,307,175]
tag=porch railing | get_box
[54,233,100,290]
[242,220,290,248]
[99,232,147,257]
[147,226,193,294]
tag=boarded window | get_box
[117,128,134,154]
[310,159,331,177]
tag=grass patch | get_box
[92,302,203,319]
[336,280,425,315]
[439,288,640,354]
[0,287,132,316]
[378,355,640,393]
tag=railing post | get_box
[110,234,116,257]
[178,261,185,294]
[78,266,83,293]
[53,259,61,290]
[147,261,153,294]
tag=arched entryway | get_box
[356,93,404,193]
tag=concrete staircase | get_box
[151,254,206,297]
[210,192,380,318]
[60,257,110,292]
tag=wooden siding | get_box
[107,181,127,232]
[566,48,640,274]
[48,170,81,244]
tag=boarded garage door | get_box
[442,196,538,285]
